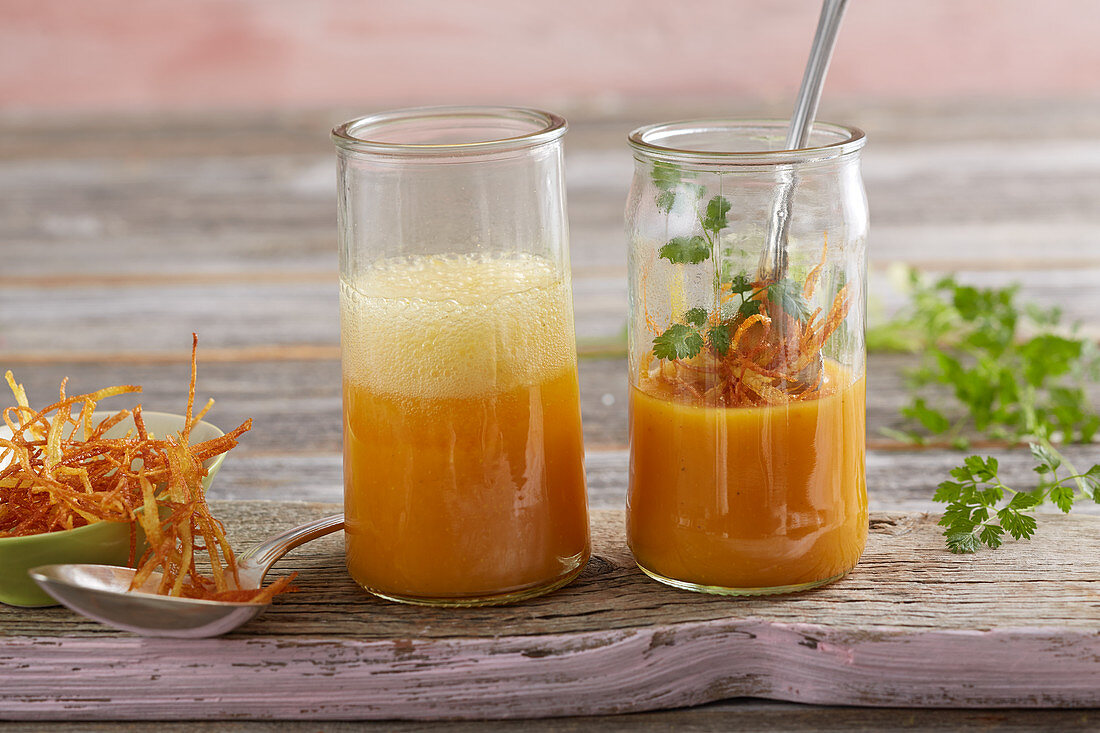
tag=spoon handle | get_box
[236,514,345,581]
[759,0,850,283]
[786,0,849,151]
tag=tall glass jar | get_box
[333,106,590,606]
[625,120,868,595]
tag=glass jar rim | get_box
[332,105,567,157]
[628,118,865,166]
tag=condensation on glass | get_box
[624,120,869,595]
[333,106,590,606]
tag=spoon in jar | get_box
[28,513,344,638]
[757,0,850,283]
[756,0,850,386]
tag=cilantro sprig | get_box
[648,166,815,362]
[936,444,1100,553]
[872,271,1100,446]
[652,322,704,361]
[873,269,1100,552]
[651,160,705,214]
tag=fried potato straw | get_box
[644,240,851,407]
[0,336,292,604]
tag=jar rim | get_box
[628,119,865,165]
[332,105,567,157]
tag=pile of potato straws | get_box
[0,339,291,603]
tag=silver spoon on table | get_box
[757,0,850,283]
[29,513,344,638]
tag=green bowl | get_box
[0,411,226,607]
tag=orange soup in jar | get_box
[625,119,869,594]
[628,362,867,592]
[333,106,591,606]
[341,255,590,605]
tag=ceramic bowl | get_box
[0,411,226,607]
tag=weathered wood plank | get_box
[6,100,1100,162]
[4,150,1100,275]
[204,446,1100,516]
[0,275,630,349]
[3,267,1099,354]
[2,703,1097,733]
[5,103,1100,281]
[2,505,1099,719]
[4,354,1097,456]
[2,104,1100,724]
[7,505,1099,638]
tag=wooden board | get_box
[3,103,1100,726]
[2,503,1099,720]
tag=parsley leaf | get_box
[658,236,710,265]
[655,189,676,213]
[702,195,731,233]
[738,299,761,319]
[1083,465,1100,500]
[874,268,1100,552]
[727,273,754,295]
[652,161,681,213]
[946,530,982,554]
[1029,442,1061,472]
[1050,484,1075,513]
[683,307,708,327]
[935,441,1098,552]
[652,324,703,361]
[767,279,812,321]
[708,323,732,356]
[652,160,680,191]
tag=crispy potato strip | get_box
[0,336,290,604]
[645,239,852,408]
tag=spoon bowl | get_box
[30,564,267,637]
[29,513,344,638]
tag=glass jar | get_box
[333,106,590,606]
[625,120,869,595]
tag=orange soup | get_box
[341,254,590,604]
[628,366,867,592]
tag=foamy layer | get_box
[341,254,577,398]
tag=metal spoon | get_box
[29,513,344,638]
[757,0,850,283]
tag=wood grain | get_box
[5,354,1098,457]
[3,105,1100,724]
[2,704,1098,733]
[2,505,1099,720]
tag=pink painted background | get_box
[2,0,1098,113]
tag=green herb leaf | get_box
[658,236,710,265]
[1083,465,1100,501]
[708,323,732,356]
[651,160,680,191]
[1029,442,1061,472]
[738,299,762,319]
[767,278,812,321]
[655,189,676,213]
[978,523,1005,549]
[1050,483,1075,513]
[997,508,1038,540]
[652,323,703,361]
[946,530,982,554]
[728,273,754,295]
[702,195,731,232]
[933,480,964,503]
[652,162,683,213]
[875,268,1100,553]
[902,398,951,435]
[683,307,708,327]
[1006,490,1044,512]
